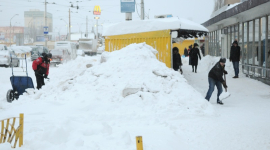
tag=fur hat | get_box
[173,47,179,52]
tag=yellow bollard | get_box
[136,136,143,150]
[19,113,24,147]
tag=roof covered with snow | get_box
[102,17,208,36]
[211,3,241,18]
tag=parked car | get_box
[97,46,105,54]
[0,50,20,67]
[0,44,8,50]
[50,48,71,66]
[31,46,49,61]
[76,49,85,57]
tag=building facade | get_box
[203,0,270,85]
[24,9,53,43]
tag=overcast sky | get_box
[0,0,214,34]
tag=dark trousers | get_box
[205,77,223,102]
[35,74,45,90]
[232,61,239,77]
[192,65,197,72]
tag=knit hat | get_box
[193,43,199,47]
[219,58,226,63]
[233,40,238,46]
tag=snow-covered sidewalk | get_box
[181,56,270,149]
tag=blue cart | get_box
[6,54,34,103]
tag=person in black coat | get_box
[205,58,228,105]
[200,43,205,56]
[184,48,188,57]
[173,47,183,74]
[189,43,201,73]
[230,40,241,78]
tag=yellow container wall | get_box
[173,40,195,56]
[105,30,172,68]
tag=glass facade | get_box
[206,15,270,83]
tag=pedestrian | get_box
[229,40,241,78]
[189,43,201,73]
[32,53,52,90]
[173,47,183,74]
[184,47,188,57]
[200,43,205,56]
[205,58,228,105]
[188,45,192,65]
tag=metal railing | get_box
[0,113,24,148]
[240,64,270,84]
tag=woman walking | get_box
[189,43,201,73]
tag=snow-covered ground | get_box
[0,43,270,150]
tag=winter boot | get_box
[233,76,239,78]
[217,100,224,105]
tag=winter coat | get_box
[201,46,205,56]
[173,53,182,70]
[184,48,188,57]
[32,57,50,76]
[230,46,241,62]
[208,62,225,83]
[189,48,201,66]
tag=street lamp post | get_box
[10,14,18,47]
[94,16,100,40]
[61,19,68,40]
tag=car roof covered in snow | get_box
[102,17,208,36]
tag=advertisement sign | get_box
[36,36,45,42]
[121,0,135,13]
[93,5,101,15]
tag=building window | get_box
[254,19,260,66]
[267,16,270,77]
[248,21,253,65]
[243,22,248,70]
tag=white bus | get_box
[54,41,77,59]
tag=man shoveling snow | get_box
[205,58,229,105]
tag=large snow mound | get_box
[103,17,208,36]
[0,43,213,150]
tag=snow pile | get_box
[0,43,214,150]
[103,17,208,36]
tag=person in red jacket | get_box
[32,53,52,90]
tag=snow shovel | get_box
[219,74,231,100]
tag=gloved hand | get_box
[222,81,228,89]
[224,70,228,74]
[180,69,183,74]
[44,74,48,78]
